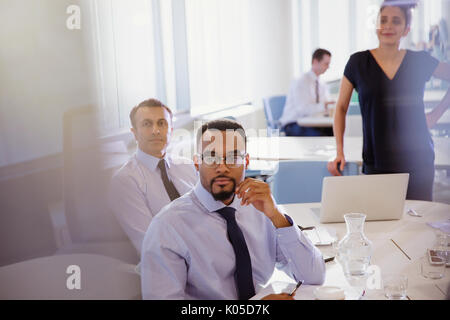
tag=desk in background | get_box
[297,112,334,128]
[248,136,450,170]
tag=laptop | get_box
[314,173,409,223]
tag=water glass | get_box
[383,274,408,300]
[434,232,450,249]
[421,256,446,279]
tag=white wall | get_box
[247,0,294,98]
[0,0,94,167]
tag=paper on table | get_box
[250,281,362,300]
[250,281,317,300]
[427,220,450,234]
[303,227,337,246]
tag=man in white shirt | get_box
[279,48,335,136]
[109,98,197,254]
[141,119,325,300]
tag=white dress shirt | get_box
[141,181,325,300]
[279,70,331,127]
[108,148,198,254]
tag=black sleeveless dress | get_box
[343,50,440,200]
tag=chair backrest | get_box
[62,106,137,260]
[0,254,141,299]
[270,160,359,204]
[63,106,133,243]
[263,96,286,130]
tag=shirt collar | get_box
[136,148,170,171]
[308,70,319,81]
[193,181,240,213]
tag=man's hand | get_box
[235,178,290,228]
[261,293,294,300]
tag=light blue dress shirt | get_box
[109,148,198,254]
[141,181,325,300]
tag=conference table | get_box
[298,110,450,129]
[253,200,450,300]
[247,136,450,170]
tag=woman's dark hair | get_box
[380,0,418,28]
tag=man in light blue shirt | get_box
[141,119,325,300]
[109,99,197,254]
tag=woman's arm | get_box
[328,76,354,176]
[426,62,450,129]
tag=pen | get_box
[297,225,315,231]
[289,280,303,297]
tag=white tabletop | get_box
[263,200,450,300]
[297,113,334,127]
[427,108,450,125]
[247,136,450,169]
[424,90,447,102]
[298,107,450,128]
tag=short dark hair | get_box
[129,98,173,128]
[312,48,331,63]
[196,119,247,153]
[380,0,417,28]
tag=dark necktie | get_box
[315,79,319,103]
[157,159,181,201]
[215,206,255,300]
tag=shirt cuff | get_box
[275,214,305,244]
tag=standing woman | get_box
[328,0,450,201]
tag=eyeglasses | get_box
[197,152,247,168]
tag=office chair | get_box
[263,95,286,132]
[268,160,359,204]
[58,106,138,264]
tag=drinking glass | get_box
[421,256,446,279]
[383,274,408,300]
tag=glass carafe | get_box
[336,213,373,278]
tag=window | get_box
[86,0,176,134]
[294,0,447,82]
[317,0,351,81]
[88,0,297,127]
[185,0,295,116]
[185,0,252,116]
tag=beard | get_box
[210,176,236,201]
